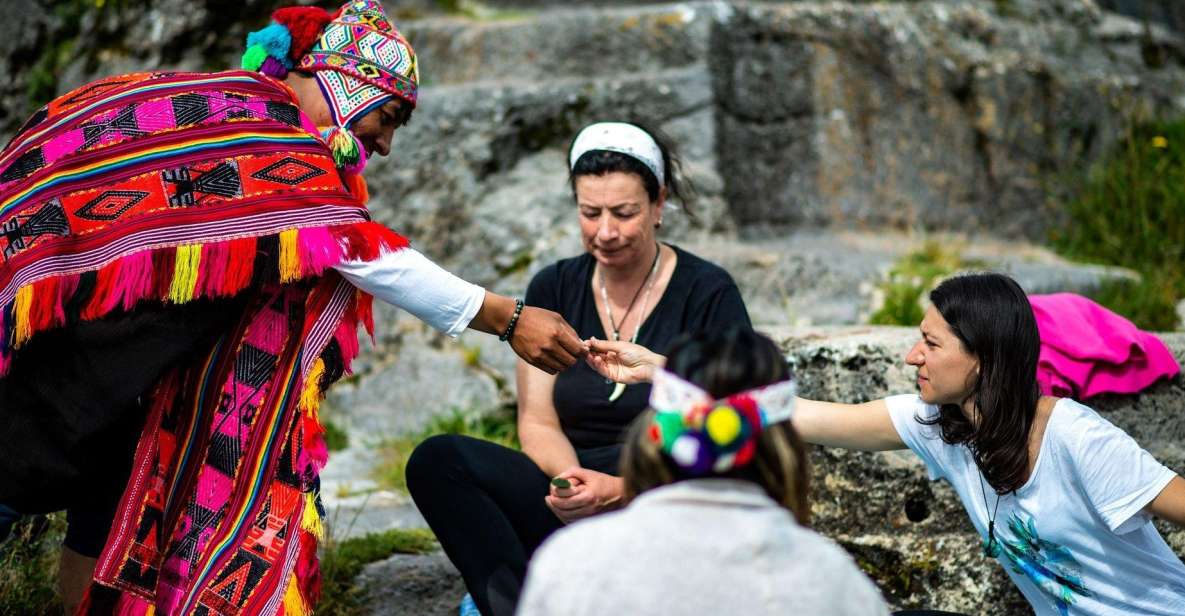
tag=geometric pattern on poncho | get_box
[0,69,410,615]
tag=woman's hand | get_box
[584,338,665,385]
[544,467,624,524]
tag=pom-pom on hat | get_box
[299,0,419,126]
[242,1,418,175]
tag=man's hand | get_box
[584,338,665,384]
[544,467,624,524]
[510,306,587,374]
[469,293,587,374]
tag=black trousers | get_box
[405,434,620,616]
[0,298,240,555]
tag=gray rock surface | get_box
[712,1,1185,239]
[356,551,466,616]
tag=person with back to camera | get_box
[405,121,752,615]
[585,272,1185,616]
[518,327,890,616]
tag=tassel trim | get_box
[282,570,313,616]
[0,221,408,377]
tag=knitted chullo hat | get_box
[242,0,419,174]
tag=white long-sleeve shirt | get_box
[333,247,485,338]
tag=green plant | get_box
[868,241,983,326]
[1052,119,1185,330]
[316,528,438,616]
[0,514,66,614]
[434,0,530,20]
[322,418,350,453]
[374,406,518,492]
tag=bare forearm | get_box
[792,398,906,451]
[469,291,515,335]
[519,422,580,477]
[1147,475,1185,528]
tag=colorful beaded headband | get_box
[648,369,797,475]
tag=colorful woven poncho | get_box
[0,70,404,615]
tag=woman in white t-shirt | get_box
[584,272,1185,616]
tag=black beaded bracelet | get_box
[499,299,525,342]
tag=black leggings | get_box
[405,434,620,616]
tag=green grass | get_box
[316,528,438,616]
[868,241,984,326]
[0,514,65,614]
[434,0,531,20]
[0,513,435,616]
[1052,119,1185,330]
[374,406,519,493]
[323,418,350,453]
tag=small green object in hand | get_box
[551,477,571,489]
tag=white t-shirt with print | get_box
[886,394,1185,616]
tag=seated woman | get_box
[518,327,889,615]
[585,272,1185,616]
[404,121,751,615]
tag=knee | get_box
[405,434,467,492]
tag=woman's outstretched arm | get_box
[792,398,905,451]
[1146,475,1185,528]
[586,338,907,451]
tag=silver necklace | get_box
[599,242,661,401]
[980,474,1002,558]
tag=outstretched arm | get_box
[1146,475,1185,528]
[793,398,905,451]
[335,249,586,374]
[586,338,906,451]
[468,292,587,374]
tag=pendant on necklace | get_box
[608,381,626,402]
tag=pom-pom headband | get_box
[569,122,665,187]
[647,369,796,476]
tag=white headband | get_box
[569,122,665,187]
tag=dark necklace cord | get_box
[601,242,661,341]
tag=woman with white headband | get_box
[406,121,751,615]
[518,327,889,615]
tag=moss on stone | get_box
[316,528,438,616]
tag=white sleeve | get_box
[885,394,949,481]
[1067,404,1177,534]
[332,248,485,338]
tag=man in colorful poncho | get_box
[0,2,585,614]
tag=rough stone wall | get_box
[1098,0,1185,34]
[712,1,1185,238]
[780,326,1185,613]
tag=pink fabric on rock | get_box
[1030,293,1179,399]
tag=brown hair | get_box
[921,273,1040,494]
[619,328,811,523]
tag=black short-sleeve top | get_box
[524,244,751,449]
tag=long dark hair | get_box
[921,273,1041,494]
[621,327,810,522]
[568,121,697,222]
